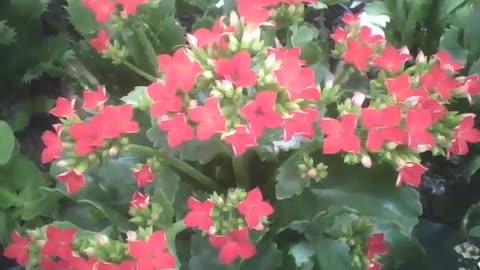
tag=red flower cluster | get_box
[184,188,274,263]
[3,225,175,270]
[82,0,147,22]
[41,86,140,194]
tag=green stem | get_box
[123,61,157,82]
[333,61,352,85]
[280,140,323,168]
[232,152,250,189]
[133,18,159,74]
[127,144,221,190]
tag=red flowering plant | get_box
[4,1,480,269]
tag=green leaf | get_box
[0,21,16,45]
[10,0,48,19]
[0,209,16,245]
[186,0,218,10]
[0,121,15,165]
[148,0,176,19]
[189,234,228,270]
[153,166,180,203]
[149,16,186,54]
[463,7,480,58]
[192,16,215,31]
[300,43,322,65]
[151,188,174,228]
[439,26,468,65]
[275,154,311,200]
[290,25,319,48]
[469,226,480,237]
[364,1,390,15]
[66,0,99,36]
[289,242,315,268]
[240,241,282,269]
[121,86,149,108]
[166,221,188,269]
[307,234,354,270]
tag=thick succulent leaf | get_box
[439,26,468,65]
[275,153,311,200]
[65,0,98,36]
[0,121,15,165]
[240,240,282,269]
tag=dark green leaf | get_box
[192,16,215,31]
[364,2,390,15]
[66,0,99,36]
[151,188,174,227]
[469,226,480,237]
[0,20,16,45]
[289,242,315,268]
[0,121,15,165]
[121,86,149,108]
[275,154,311,200]
[149,17,186,54]
[186,0,218,10]
[153,166,180,203]
[307,234,354,270]
[290,25,319,48]
[439,26,468,65]
[10,0,48,19]
[166,221,188,269]
[240,241,282,269]
[463,7,480,57]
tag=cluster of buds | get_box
[42,86,140,194]
[184,187,274,263]
[297,154,328,182]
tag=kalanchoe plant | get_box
[4,0,480,269]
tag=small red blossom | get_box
[449,114,480,155]
[157,49,201,93]
[215,51,257,87]
[331,26,348,42]
[275,61,319,101]
[358,26,385,45]
[320,113,361,154]
[82,0,116,23]
[396,162,427,187]
[116,0,147,15]
[367,233,389,259]
[190,18,231,49]
[40,256,69,270]
[283,108,318,141]
[89,30,110,53]
[130,191,150,209]
[3,231,30,266]
[463,74,480,103]
[342,39,374,71]
[101,105,140,138]
[57,169,86,194]
[128,231,175,270]
[68,255,98,270]
[267,47,305,65]
[434,50,464,72]
[415,98,447,123]
[209,229,256,264]
[147,81,183,117]
[224,125,257,156]
[69,115,105,156]
[236,188,274,230]
[50,97,75,118]
[373,45,411,73]
[42,225,77,260]
[41,129,62,164]
[184,197,214,232]
[83,85,108,110]
[132,164,154,187]
[240,91,283,138]
[405,109,435,150]
[187,97,226,141]
[420,63,449,91]
[361,105,405,152]
[158,113,195,148]
[236,0,271,25]
[385,74,428,103]
[341,13,359,24]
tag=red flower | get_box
[361,105,405,152]
[116,0,147,15]
[420,63,450,91]
[128,231,175,270]
[405,109,435,150]
[184,197,214,232]
[358,26,385,45]
[215,51,257,87]
[96,260,136,270]
[130,191,150,209]
[267,47,305,65]
[89,30,110,53]
[415,98,446,123]
[82,0,116,23]
[367,233,388,259]
[50,97,75,118]
[3,231,30,266]
[385,74,428,103]
[342,39,374,71]
[236,188,274,230]
[331,26,348,43]
[147,81,183,117]
[132,164,154,187]
[240,91,283,138]
[283,108,318,141]
[41,129,62,164]
[157,49,201,93]
[275,61,319,101]
[449,114,480,155]
[57,169,86,194]
[190,18,231,49]
[70,115,105,156]
[320,113,361,154]
[83,85,108,110]
[40,256,69,270]
[101,105,140,138]
[68,255,98,270]
[236,0,271,25]
[42,225,77,260]
[187,97,226,141]
[396,162,427,187]
[373,45,411,73]
[368,262,383,270]
[434,50,464,72]
[463,74,480,103]
[209,229,256,264]
[224,125,257,156]
[158,113,195,148]
[341,13,360,24]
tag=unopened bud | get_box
[416,51,426,64]
[229,11,239,27]
[109,146,119,157]
[186,33,198,48]
[126,231,137,241]
[307,168,317,178]
[211,90,224,99]
[361,154,372,168]
[351,92,365,107]
[96,234,109,246]
[202,70,214,80]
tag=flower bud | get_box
[109,146,119,157]
[84,247,95,257]
[416,51,426,64]
[307,168,317,178]
[96,234,109,246]
[186,33,198,48]
[361,154,372,168]
[211,90,224,99]
[229,12,239,27]
[126,231,137,241]
[351,92,365,107]
[202,70,214,80]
